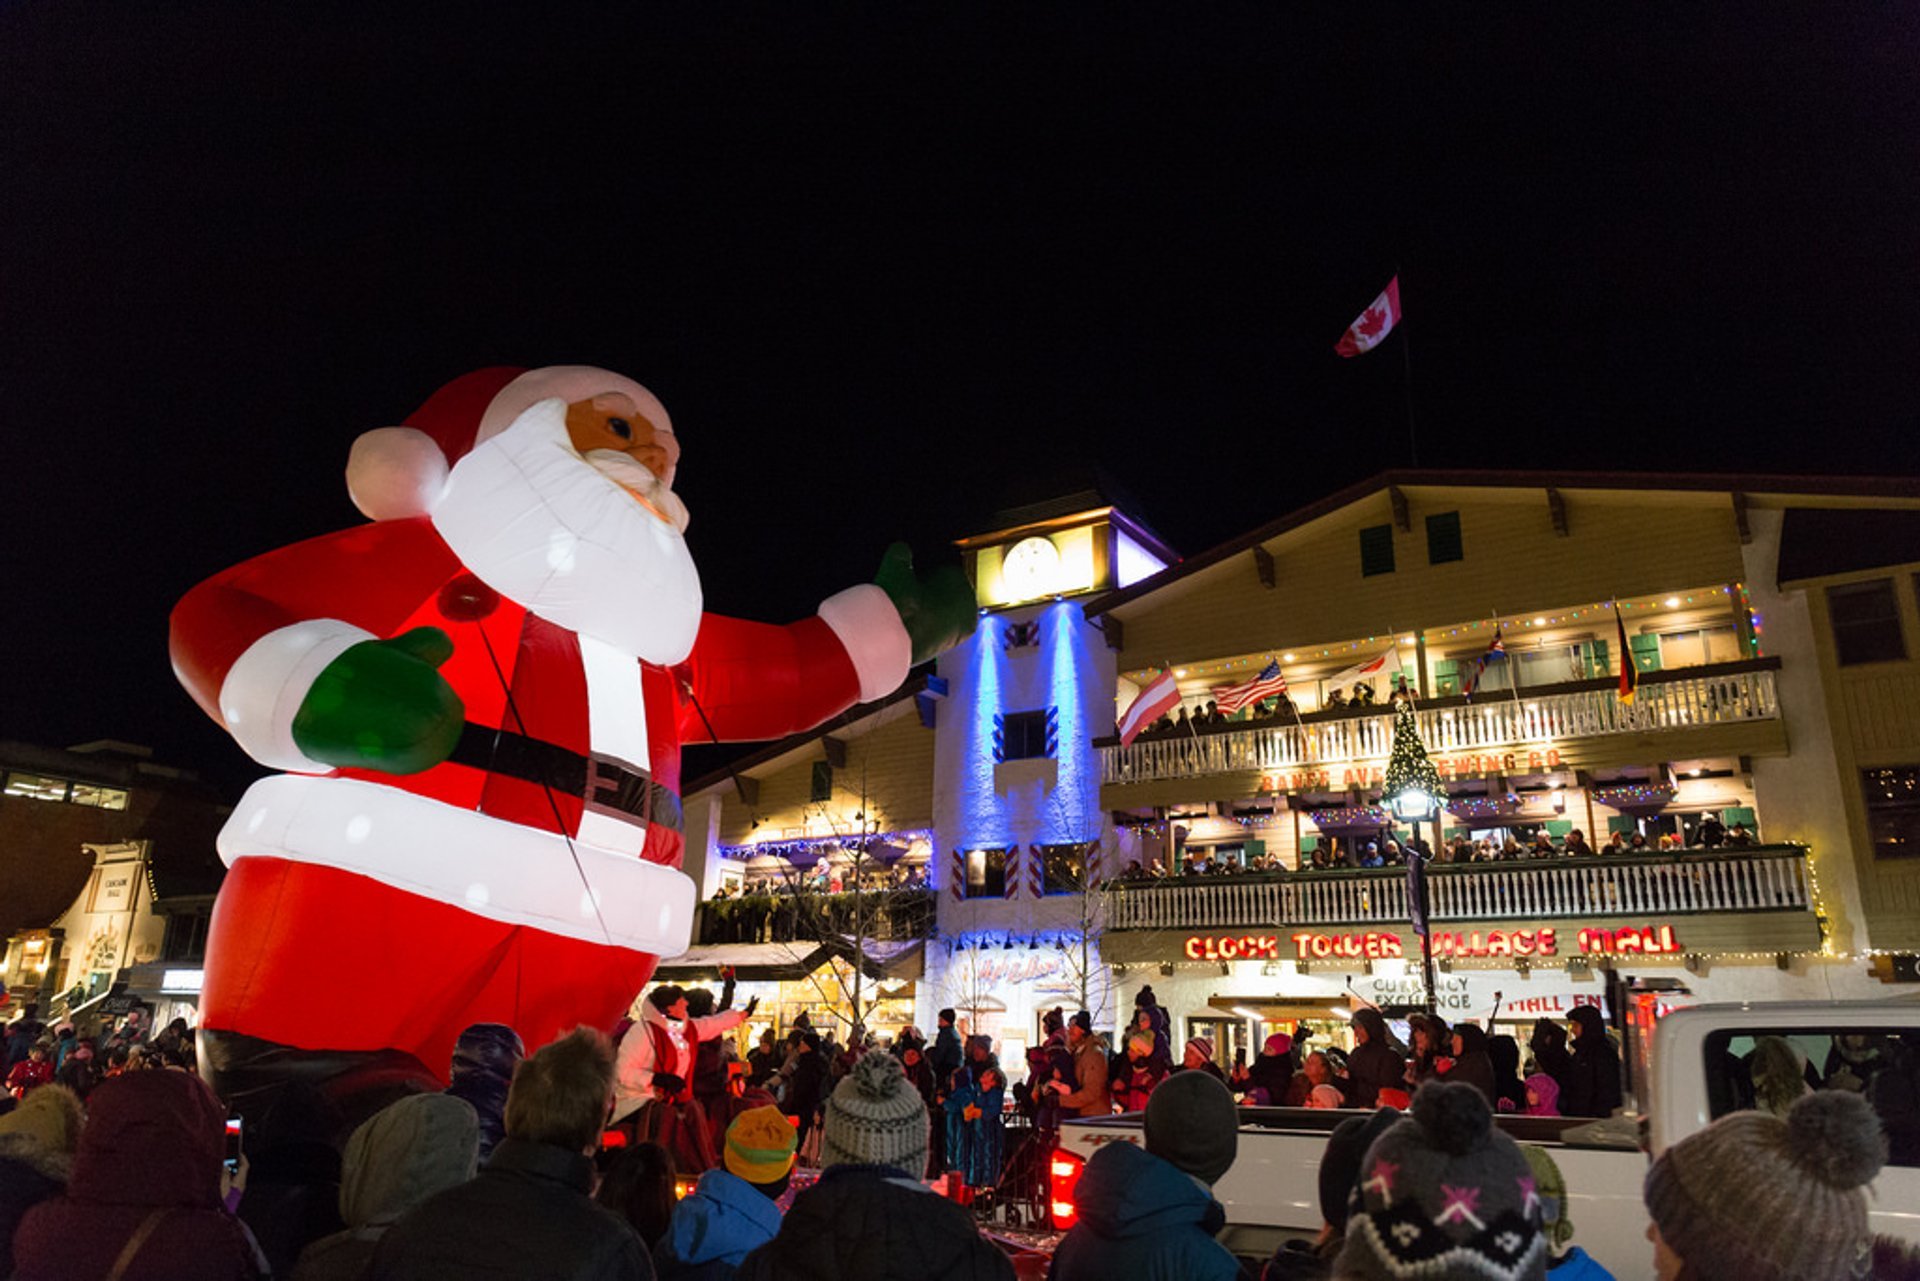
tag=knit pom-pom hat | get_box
[819,1049,928,1177]
[1645,1089,1886,1281]
[1335,1082,1546,1281]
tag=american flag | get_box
[1213,660,1288,716]
[1463,627,1507,699]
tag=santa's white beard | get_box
[583,449,691,535]
[432,398,705,665]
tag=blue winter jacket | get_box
[1047,1141,1238,1281]
[656,1168,783,1281]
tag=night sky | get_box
[4,5,1916,795]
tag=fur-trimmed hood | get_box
[0,1131,71,1184]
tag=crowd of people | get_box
[1113,812,1764,883]
[6,982,1916,1280]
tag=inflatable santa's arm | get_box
[680,544,974,743]
[170,519,465,773]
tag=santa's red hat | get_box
[346,365,673,521]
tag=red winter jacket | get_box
[12,1072,266,1280]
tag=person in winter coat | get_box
[1530,1017,1573,1088]
[1644,1090,1884,1281]
[0,1084,81,1277]
[1049,1071,1240,1281]
[1519,1145,1618,1280]
[614,985,756,1170]
[1404,1013,1449,1087]
[53,1039,99,1100]
[4,1044,52,1100]
[1524,1073,1562,1117]
[12,1070,270,1280]
[1345,1009,1405,1108]
[1489,1034,1528,1113]
[1179,1037,1228,1087]
[657,1105,796,1281]
[1049,1013,1111,1118]
[736,1052,1014,1281]
[1124,1001,1173,1077]
[780,1033,830,1151]
[928,1009,963,1097]
[1112,1030,1168,1113]
[444,1022,524,1164]
[1559,1007,1623,1119]
[943,1035,1006,1191]
[290,1093,480,1281]
[1242,1033,1295,1106]
[1437,1024,1498,1105]
[371,1026,647,1281]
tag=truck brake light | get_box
[1049,1151,1085,1230]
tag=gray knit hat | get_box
[1644,1090,1885,1281]
[1144,1069,1238,1185]
[819,1050,928,1177]
[1336,1082,1546,1281]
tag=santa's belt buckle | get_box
[582,752,683,834]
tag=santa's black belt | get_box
[449,723,684,835]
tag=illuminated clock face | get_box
[1002,536,1062,598]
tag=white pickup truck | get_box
[1056,1000,1920,1280]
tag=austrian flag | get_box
[1335,277,1402,358]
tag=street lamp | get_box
[1384,697,1444,1015]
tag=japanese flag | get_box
[1335,277,1402,357]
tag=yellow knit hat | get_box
[724,1105,798,1185]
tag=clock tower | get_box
[956,490,1176,611]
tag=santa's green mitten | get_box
[873,542,976,666]
[290,626,465,774]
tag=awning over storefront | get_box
[826,936,926,981]
[654,942,826,981]
[1206,995,1353,1024]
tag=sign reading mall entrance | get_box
[1184,924,1684,963]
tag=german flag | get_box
[1614,602,1638,705]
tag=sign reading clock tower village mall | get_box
[1181,922,1684,964]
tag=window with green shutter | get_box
[1630,632,1663,673]
[1426,511,1464,564]
[1433,659,1460,695]
[1607,816,1639,836]
[810,760,833,802]
[1359,524,1395,577]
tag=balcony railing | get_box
[694,889,937,946]
[1100,659,1781,785]
[1098,846,1812,932]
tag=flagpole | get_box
[1397,263,1418,468]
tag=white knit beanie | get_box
[819,1051,929,1177]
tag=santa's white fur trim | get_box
[219,619,376,773]
[347,426,451,521]
[219,773,696,954]
[817,584,911,704]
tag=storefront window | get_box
[1039,842,1096,895]
[963,847,1009,899]
[3,772,69,802]
[69,783,130,810]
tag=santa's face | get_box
[565,393,680,490]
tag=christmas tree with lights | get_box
[1384,698,1442,817]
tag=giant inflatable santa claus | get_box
[171,365,972,1113]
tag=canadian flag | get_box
[1335,277,1402,357]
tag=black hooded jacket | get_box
[734,1165,1012,1281]
[1560,1007,1624,1118]
[1345,1010,1406,1107]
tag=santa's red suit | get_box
[170,367,915,1095]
